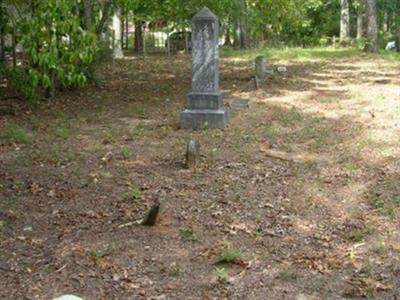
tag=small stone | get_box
[277,66,287,73]
[185,140,200,170]
[53,295,84,300]
[101,152,113,163]
[23,226,33,232]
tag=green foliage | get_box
[19,0,97,100]
[121,146,132,159]
[123,188,142,200]
[214,267,229,282]
[4,67,39,102]
[179,228,197,241]
[128,123,145,139]
[55,126,71,140]
[216,240,241,263]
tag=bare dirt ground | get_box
[1,51,400,300]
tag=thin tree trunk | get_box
[112,6,123,58]
[383,11,389,33]
[396,17,400,52]
[357,0,366,40]
[224,20,232,47]
[340,0,350,44]
[233,18,240,48]
[239,0,247,49]
[11,23,16,68]
[365,0,378,53]
[83,0,91,30]
[134,21,143,53]
[96,0,112,38]
[121,8,125,50]
[30,0,35,16]
[184,28,189,54]
[0,25,5,63]
[125,14,129,49]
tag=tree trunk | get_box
[11,23,16,68]
[134,21,143,53]
[96,0,112,38]
[383,11,388,33]
[112,7,123,58]
[224,20,232,47]
[83,0,91,30]
[340,0,350,44]
[125,14,129,49]
[184,28,189,54]
[365,0,378,53]
[0,25,5,63]
[396,17,400,52]
[233,18,241,48]
[357,0,366,40]
[239,0,247,49]
[121,8,125,50]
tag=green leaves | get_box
[18,0,97,99]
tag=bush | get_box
[19,0,97,100]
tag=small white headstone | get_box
[53,295,84,300]
[277,66,287,73]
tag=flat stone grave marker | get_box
[229,98,255,109]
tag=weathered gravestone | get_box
[185,140,200,170]
[255,56,267,80]
[180,7,230,129]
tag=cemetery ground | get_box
[1,48,400,299]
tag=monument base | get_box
[187,92,223,110]
[180,107,230,130]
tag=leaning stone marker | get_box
[181,7,229,129]
[141,201,161,226]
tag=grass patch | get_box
[276,266,298,282]
[123,188,142,200]
[215,241,241,264]
[214,267,229,282]
[55,126,71,140]
[179,228,197,241]
[275,107,304,127]
[0,124,32,144]
[222,47,361,61]
[87,243,117,259]
[128,123,145,139]
[346,227,372,242]
[381,50,400,61]
[121,146,132,160]
[103,128,117,144]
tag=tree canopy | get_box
[0,0,398,100]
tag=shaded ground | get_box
[1,49,400,299]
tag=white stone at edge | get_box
[53,295,84,300]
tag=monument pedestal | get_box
[181,107,230,129]
[181,91,229,129]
